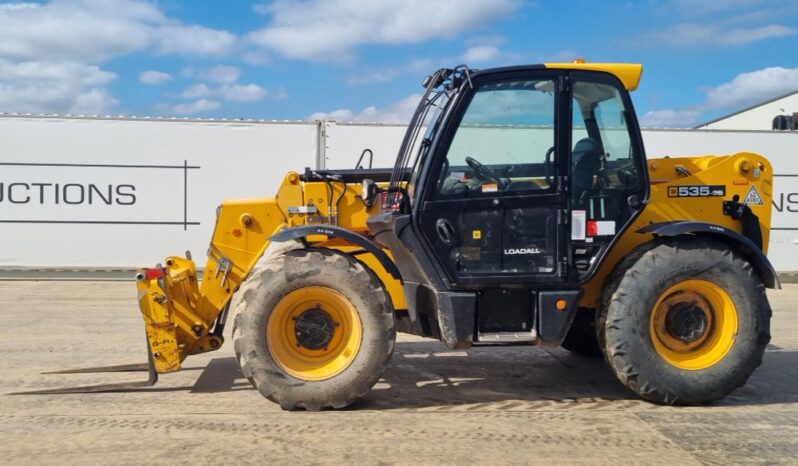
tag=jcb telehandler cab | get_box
[19,62,776,411]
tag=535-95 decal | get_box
[668,185,726,198]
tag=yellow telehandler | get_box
[19,61,777,410]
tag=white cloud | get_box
[180,82,268,103]
[309,94,421,123]
[0,0,237,114]
[640,109,703,127]
[0,59,118,114]
[461,45,501,63]
[248,0,520,62]
[182,65,246,84]
[70,87,118,114]
[347,58,433,86]
[181,83,212,99]
[169,99,220,115]
[646,22,795,46]
[0,0,236,62]
[154,25,235,57]
[242,50,272,66]
[640,66,798,127]
[0,0,157,62]
[139,70,172,85]
[546,50,580,62]
[456,35,524,66]
[203,65,241,84]
[218,84,268,102]
[252,3,271,16]
[177,65,267,109]
[668,0,765,15]
[308,108,355,121]
[705,66,798,109]
[272,88,288,101]
[347,69,400,86]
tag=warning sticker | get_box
[744,185,765,206]
[571,210,586,240]
[588,220,616,236]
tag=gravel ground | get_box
[1,281,796,465]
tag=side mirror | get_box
[361,179,379,209]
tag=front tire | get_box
[231,248,396,410]
[598,238,771,405]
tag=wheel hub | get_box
[649,279,738,371]
[294,307,336,350]
[665,301,709,343]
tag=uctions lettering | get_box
[0,183,137,206]
[772,192,798,213]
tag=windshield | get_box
[406,91,451,199]
[388,67,468,207]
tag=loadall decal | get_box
[503,247,543,255]
[668,185,726,198]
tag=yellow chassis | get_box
[136,152,774,375]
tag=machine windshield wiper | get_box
[388,66,473,206]
[388,72,448,189]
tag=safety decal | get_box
[571,210,586,241]
[587,220,615,236]
[668,185,726,197]
[744,185,765,206]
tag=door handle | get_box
[435,218,456,245]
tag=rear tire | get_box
[598,238,771,405]
[231,248,396,410]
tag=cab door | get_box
[415,71,569,285]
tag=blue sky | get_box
[0,0,797,127]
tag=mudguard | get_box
[270,225,403,281]
[637,221,780,289]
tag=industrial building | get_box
[697,89,798,131]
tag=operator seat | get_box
[571,137,602,206]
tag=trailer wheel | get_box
[598,238,771,405]
[231,248,396,410]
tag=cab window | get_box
[569,78,645,276]
[570,80,641,212]
[436,79,556,197]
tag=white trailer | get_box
[0,114,318,272]
[1,114,796,274]
[323,122,798,273]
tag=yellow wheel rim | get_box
[266,286,362,381]
[649,279,738,370]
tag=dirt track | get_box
[1,281,797,464]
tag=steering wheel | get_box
[544,146,555,186]
[465,156,499,184]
